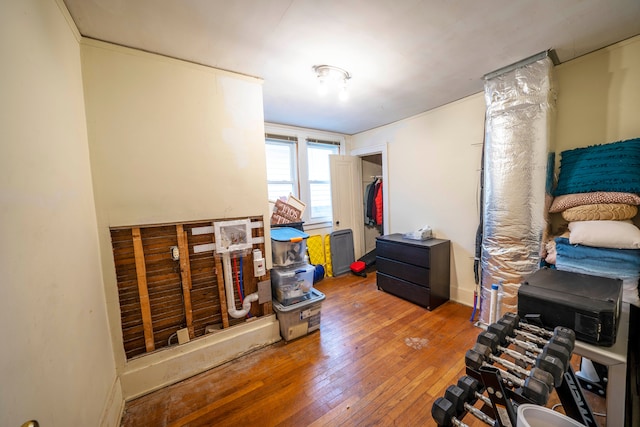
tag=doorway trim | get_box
[350,144,389,237]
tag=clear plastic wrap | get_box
[480,56,556,324]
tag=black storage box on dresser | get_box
[375,234,450,310]
[518,267,622,346]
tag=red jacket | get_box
[374,181,383,225]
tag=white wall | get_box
[81,39,279,399]
[555,35,640,153]
[0,1,119,426]
[349,94,486,306]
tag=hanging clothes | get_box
[365,177,378,225]
[364,180,375,225]
[374,180,383,225]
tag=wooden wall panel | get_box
[139,226,184,351]
[132,228,155,352]
[183,222,222,336]
[111,216,268,360]
[111,228,146,359]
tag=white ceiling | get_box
[63,0,640,135]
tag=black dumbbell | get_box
[472,342,555,390]
[457,375,493,408]
[431,396,470,426]
[465,349,550,405]
[496,316,576,358]
[477,330,565,387]
[489,320,573,358]
[444,385,497,426]
[485,323,571,370]
[502,312,576,344]
[497,316,575,354]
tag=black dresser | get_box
[376,234,450,310]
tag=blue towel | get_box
[553,138,640,196]
[554,237,640,279]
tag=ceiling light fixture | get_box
[313,65,351,101]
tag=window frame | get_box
[265,134,298,201]
[264,124,346,229]
[304,139,340,223]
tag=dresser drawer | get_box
[376,240,430,268]
[377,272,430,308]
[376,256,429,287]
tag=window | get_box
[265,135,297,201]
[265,127,344,227]
[306,140,339,219]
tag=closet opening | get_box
[362,153,383,254]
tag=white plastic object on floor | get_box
[517,404,586,427]
[489,283,499,324]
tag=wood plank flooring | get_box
[120,272,604,426]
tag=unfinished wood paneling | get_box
[252,220,272,316]
[176,224,194,338]
[215,254,230,329]
[132,227,155,352]
[111,228,148,358]
[111,216,268,359]
[139,226,185,351]
[184,221,224,336]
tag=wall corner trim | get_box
[54,0,82,42]
[99,376,125,427]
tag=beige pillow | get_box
[550,192,640,213]
[561,203,638,222]
[568,220,640,249]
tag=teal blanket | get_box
[554,138,640,196]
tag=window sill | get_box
[303,220,332,231]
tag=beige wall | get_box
[349,94,486,306]
[0,1,118,426]
[81,39,279,399]
[555,35,640,153]
[82,40,269,227]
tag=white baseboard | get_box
[120,314,281,400]
[450,286,475,307]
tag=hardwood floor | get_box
[120,272,604,426]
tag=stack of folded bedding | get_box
[546,138,640,306]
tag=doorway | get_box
[330,144,388,259]
[350,144,389,258]
[361,154,383,253]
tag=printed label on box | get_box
[300,306,321,320]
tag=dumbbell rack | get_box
[464,362,598,426]
[433,313,600,427]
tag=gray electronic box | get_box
[517,268,622,346]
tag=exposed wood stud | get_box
[214,225,230,329]
[177,224,195,338]
[263,301,272,316]
[254,220,272,316]
[113,216,267,357]
[132,227,155,352]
